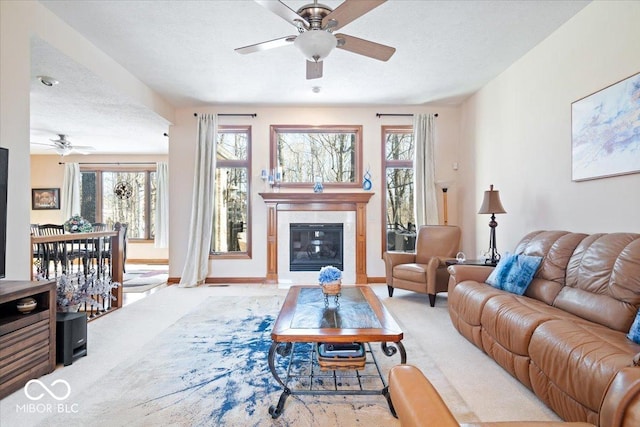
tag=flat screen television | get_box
[0,147,7,279]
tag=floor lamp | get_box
[478,184,506,265]
[436,181,453,226]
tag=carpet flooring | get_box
[0,285,559,426]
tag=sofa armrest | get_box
[599,366,640,427]
[447,265,494,285]
[388,365,459,427]
[384,251,417,286]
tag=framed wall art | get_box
[32,188,60,210]
[571,72,640,181]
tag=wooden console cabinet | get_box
[0,280,56,399]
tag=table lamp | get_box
[477,184,506,265]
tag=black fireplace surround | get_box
[290,223,343,272]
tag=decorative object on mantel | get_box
[318,265,342,307]
[263,167,282,192]
[477,184,507,265]
[64,214,93,233]
[16,297,37,314]
[56,271,121,312]
[313,176,324,193]
[362,168,372,191]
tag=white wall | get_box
[169,106,461,280]
[459,0,640,258]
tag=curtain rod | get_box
[58,162,158,165]
[376,113,438,117]
[194,113,257,117]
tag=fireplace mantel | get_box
[259,192,374,283]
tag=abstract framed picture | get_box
[32,188,60,210]
[571,72,640,181]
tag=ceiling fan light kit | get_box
[294,30,336,62]
[236,0,394,79]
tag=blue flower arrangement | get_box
[318,265,342,284]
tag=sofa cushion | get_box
[529,319,640,414]
[515,231,588,305]
[627,309,640,344]
[559,233,640,332]
[393,263,427,283]
[486,252,542,295]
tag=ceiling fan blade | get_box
[70,144,95,150]
[235,35,296,55]
[306,60,323,80]
[335,33,395,61]
[322,0,386,31]
[255,0,308,27]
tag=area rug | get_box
[122,269,168,293]
[36,295,413,426]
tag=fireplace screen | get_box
[290,223,343,272]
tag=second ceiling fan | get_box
[235,0,396,79]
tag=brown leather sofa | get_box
[384,225,461,306]
[388,364,595,427]
[447,231,640,427]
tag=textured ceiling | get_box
[30,0,590,154]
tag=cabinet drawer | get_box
[0,318,49,350]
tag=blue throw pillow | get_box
[485,252,543,295]
[627,310,640,344]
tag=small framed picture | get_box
[32,188,60,210]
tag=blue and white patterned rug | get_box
[38,296,401,426]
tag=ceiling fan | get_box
[31,134,95,156]
[235,0,396,79]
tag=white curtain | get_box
[179,114,217,287]
[154,162,169,248]
[413,114,439,226]
[61,162,81,220]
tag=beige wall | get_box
[169,106,461,279]
[459,0,640,258]
[30,154,169,262]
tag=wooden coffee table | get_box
[267,285,406,418]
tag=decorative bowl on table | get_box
[16,297,37,314]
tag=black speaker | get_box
[56,312,88,366]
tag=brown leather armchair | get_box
[384,225,461,307]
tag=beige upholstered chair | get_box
[383,225,461,307]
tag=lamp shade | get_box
[477,184,506,214]
[294,30,337,62]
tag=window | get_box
[80,168,156,240]
[270,125,362,188]
[212,126,250,256]
[382,126,416,253]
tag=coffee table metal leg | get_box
[268,341,294,418]
[382,386,398,418]
[268,388,291,419]
[381,341,407,364]
[268,341,288,388]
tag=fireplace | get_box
[290,223,343,272]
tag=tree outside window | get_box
[382,126,416,253]
[270,125,362,188]
[80,168,156,240]
[211,126,250,256]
